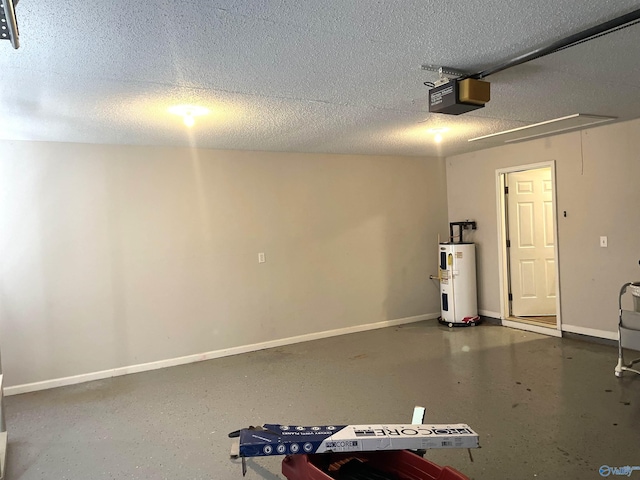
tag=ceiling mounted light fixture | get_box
[427,127,449,143]
[168,105,210,127]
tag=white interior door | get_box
[507,167,556,316]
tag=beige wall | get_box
[446,118,640,336]
[0,141,447,387]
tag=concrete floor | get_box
[4,320,640,480]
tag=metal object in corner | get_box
[1,0,20,49]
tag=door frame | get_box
[495,161,562,337]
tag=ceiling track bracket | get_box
[421,65,474,87]
[0,0,20,49]
[421,65,469,78]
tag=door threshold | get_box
[510,316,557,328]
[502,318,562,337]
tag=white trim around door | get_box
[495,161,563,337]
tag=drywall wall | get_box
[446,118,640,336]
[0,141,447,387]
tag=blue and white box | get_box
[237,423,479,458]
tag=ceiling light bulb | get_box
[183,114,195,127]
[168,105,210,127]
[434,133,443,143]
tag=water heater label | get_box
[456,252,463,258]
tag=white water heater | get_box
[438,242,479,327]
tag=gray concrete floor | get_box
[4,321,640,480]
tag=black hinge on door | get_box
[504,185,509,194]
[506,239,511,248]
[508,293,513,301]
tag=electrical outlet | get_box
[600,236,608,248]
[258,252,266,263]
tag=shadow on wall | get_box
[382,157,448,321]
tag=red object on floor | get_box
[281,450,470,480]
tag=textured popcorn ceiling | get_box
[1,0,639,157]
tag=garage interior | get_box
[1,1,640,479]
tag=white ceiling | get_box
[2,0,640,157]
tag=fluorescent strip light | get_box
[468,114,617,144]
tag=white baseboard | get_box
[561,324,617,341]
[478,309,501,319]
[5,313,439,396]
